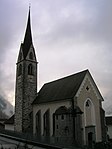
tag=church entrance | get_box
[85,126,96,147]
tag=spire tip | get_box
[29,1,31,10]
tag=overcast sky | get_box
[0,0,112,115]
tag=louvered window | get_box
[28,64,33,75]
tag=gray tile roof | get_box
[4,115,14,124]
[33,69,88,104]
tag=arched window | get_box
[18,64,22,76]
[85,100,91,107]
[84,99,96,126]
[28,64,33,75]
[29,52,33,60]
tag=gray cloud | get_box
[0,0,25,102]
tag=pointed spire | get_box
[22,7,33,58]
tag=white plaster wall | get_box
[76,73,102,144]
[33,100,72,136]
[5,124,14,131]
[107,125,112,139]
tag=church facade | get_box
[14,9,106,146]
[32,70,106,145]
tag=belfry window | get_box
[18,64,22,76]
[28,64,33,75]
[29,52,33,60]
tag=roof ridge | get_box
[44,69,88,85]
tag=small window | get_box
[86,86,89,91]
[86,100,90,107]
[56,125,58,129]
[29,52,33,60]
[61,115,64,120]
[18,64,22,76]
[28,64,33,75]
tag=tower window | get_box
[18,64,22,76]
[29,52,33,60]
[28,64,33,75]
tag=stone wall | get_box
[15,47,37,133]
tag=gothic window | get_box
[28,64,33,75]
[84,99,96,126]
[29,52,33,60]
[61,114,64,120]
[86,100,90,107]
[18,64,22,76]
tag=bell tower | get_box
[15,9,37,132]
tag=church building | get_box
[14,9,106,146]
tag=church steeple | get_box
[22,8,33,59]
[15,8,37,132]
